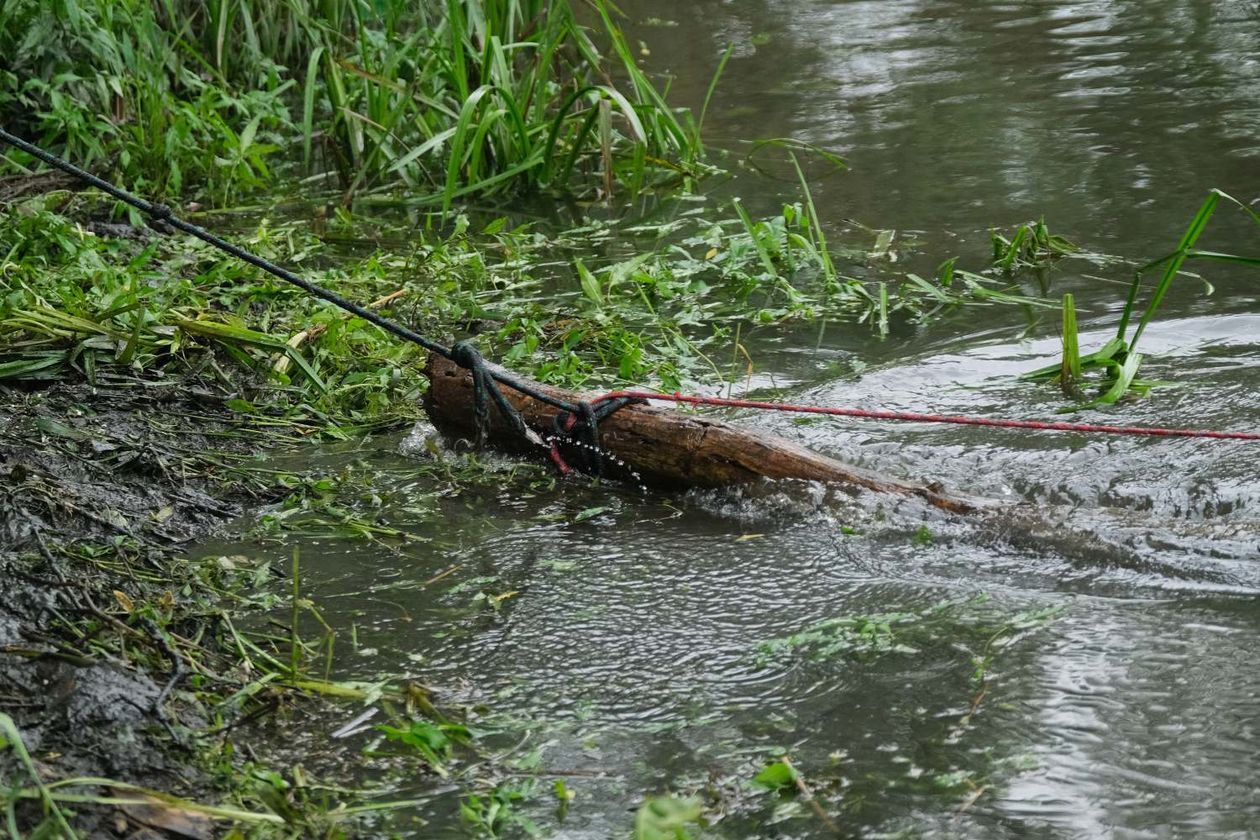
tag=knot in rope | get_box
[550,395,644,477]
[146,203,175,233]
[450,340,533,447]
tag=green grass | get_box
[991,218,1078,274]
[0,0,1065,419]
[0,182,1052,434]
[0,196,428,433]
[1022,190,1260,409]
[0,0,704,205]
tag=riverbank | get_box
[9,2,1258,835]
[0,375,288,833]
[0,167,443,833]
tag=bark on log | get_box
[423,354,989,515]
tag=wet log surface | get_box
[424,354,990,515]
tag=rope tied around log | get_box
[550,395,645,477]
[445,341,646,474]
[0,127,646,475]
[449,340,535,447]
[4,125,1256,488]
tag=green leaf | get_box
[378,720,470,777]
[35,418,91,441]
[576,258,603,307]
[0,353,68,380]
[553,779,575,803]
[1021,337,1125,380]
[1061,293,1081,385]
[1075,351,1143,410]
[633,795,703,840]
[174,317,285,348]
[752,759,800,792]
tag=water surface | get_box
[198,2,1260,836]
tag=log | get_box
[423,354,989,515]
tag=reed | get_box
[0,0,702,204]
[1022,190,1260,408]
[991,218,1078,273]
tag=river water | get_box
[198,2,1260,836]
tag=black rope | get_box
[552,395,644,476]
[451,340,537,446]
[0,126,644,473]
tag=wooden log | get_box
[423,354,989,515]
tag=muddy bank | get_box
[0,377,274,834]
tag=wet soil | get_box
[0,376,272,834]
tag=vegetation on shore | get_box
[0,0,1074,428]
[0,0,703,206]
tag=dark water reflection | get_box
[203,2,1260,836]
[625,0,1260,251]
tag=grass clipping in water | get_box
[757,595,1062,682]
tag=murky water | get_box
[197,2,1260,836]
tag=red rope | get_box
[595,391,1260,442]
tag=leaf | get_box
[553,779,575,803]
[574,506,610,523]
[35,418,90,441]
[378,720,471,777]
[752,759,799,792]
[901,273,954,302]
[1021,337,1125,380]
[239,113,262,153]
[115,790,215,840]
[576,258,603,307]
[0,353,68,380]
[869,228,895,258]
[174,317,285,348]
[1076,352,1143,410]
[633,795,703,840]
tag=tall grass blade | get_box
[1125,191,1219,351]
[732,198,778,276]
[1184,250,1260,267]
[0,713,78,837]
[698,43,734,138]
[877,282,889,336]
[788,151,837,287]
[301,45,326,168]
[1060,293,1081,393]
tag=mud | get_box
[0,377,268,834]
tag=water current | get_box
[195,1,1260,836]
